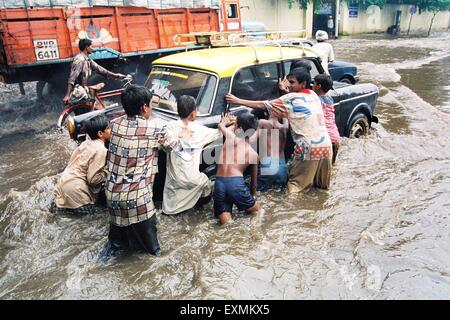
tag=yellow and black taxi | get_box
[70,43,378,164]
[67,41,379,195]
[70,41,379,140]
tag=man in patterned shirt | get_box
[105,85,179,256]
[63,38,126,106]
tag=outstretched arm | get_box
[157,125,180,152]
[90,60,126,80]
[227,93,290,119]
[329,45,335,63]
[226,93,267,110]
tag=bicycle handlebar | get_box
[121,74,133,88]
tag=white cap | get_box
[315,30,328,41]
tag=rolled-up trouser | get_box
[108,214,160,256]
[288,157,332,194]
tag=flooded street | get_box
[1,33,449,299]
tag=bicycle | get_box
[56,75,133,130]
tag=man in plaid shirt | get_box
[105,85,178,256]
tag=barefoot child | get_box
[214,112,261,225]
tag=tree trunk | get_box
[428,12,437,36]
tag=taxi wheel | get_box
[348,113,369,138]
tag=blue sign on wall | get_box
[349,4,358,18]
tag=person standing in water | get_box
[312,74,340,165]
[214,112,261,225]
[162,95,222,215]
[52,115,110,215]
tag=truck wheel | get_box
[348,113,369,138]
[36,81,65,101]
[36,81,47,100]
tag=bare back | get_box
[216,136,259,177]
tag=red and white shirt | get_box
[319,95,340,144]
[270,89,332,161]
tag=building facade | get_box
[239,0,450,37]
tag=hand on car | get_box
[278,77,290,93]
[225,93,240,105]
[220,113,236,127]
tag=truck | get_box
[0,0,242,97]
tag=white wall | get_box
[240,0,310,33]
[238,1,449,36]
[340,3,450,34]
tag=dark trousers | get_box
[108,214,161,256]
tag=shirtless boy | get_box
[214,112,261,225]
[250,109,289,191]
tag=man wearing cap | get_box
[313,30,335,75]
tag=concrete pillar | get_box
[305,2,314,37]
[335,0,340,38]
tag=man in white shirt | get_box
[312,30,335,76]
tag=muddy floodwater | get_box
[0,33,449,299]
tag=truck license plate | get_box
[34,39,60,61]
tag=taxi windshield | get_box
[145,66,218,115]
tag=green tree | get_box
[416,0,450,35]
